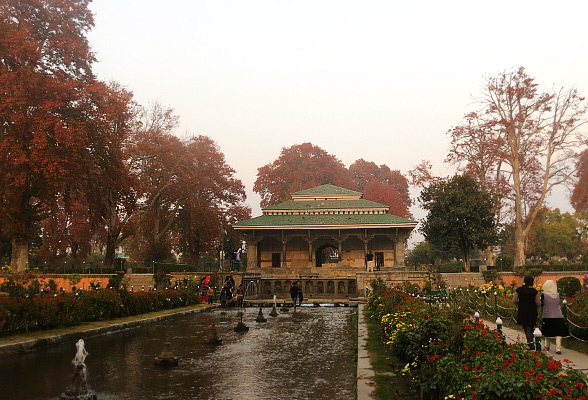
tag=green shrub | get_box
[527,268,543,278]
[494,253,513,269]
[0,288,200,337]
[558,276,582,298]
[482,270,500,283]
[437,262,463,273]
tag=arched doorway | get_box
[315,244,339,268]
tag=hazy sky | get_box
[87,0,588,244]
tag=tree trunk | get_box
[514,230,526,268]
[104,231,117,268]
[11,238,29,272]
[462,246,471,272]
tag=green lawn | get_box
[364,310,420,400]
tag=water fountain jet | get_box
[60,339,97,400]
[154,340,178,367]
[269,295,278,317]
[233,309,249,332]
[205,323,222,345]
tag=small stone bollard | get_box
[256,305,267,323]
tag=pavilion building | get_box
[234,184,417,279]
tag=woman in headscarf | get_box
[541,280,570,354]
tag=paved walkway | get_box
[357,304,376,400]
[482,318,588,373]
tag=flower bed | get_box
[366,279,588,399]
[0,288,200,337]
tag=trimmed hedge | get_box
[436,262,464,273]
[558,277,582,298]
[0,288,200,337]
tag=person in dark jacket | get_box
[513,275,541,349]
[290,284,299,310]
[297,286,304,307]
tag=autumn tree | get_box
[572,149,588,214]
[448,67,588,267]
[125,103,184,264]
[254,143,354,208]
[349,159,412,218]
[125,104,250,266]
[526,208,585,262]
[174,136,250,265]
[419,175,499,272]
[84,82,139,267]
[0,0,99,271]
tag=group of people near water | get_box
[199,275,244,310]
[514,275,570,353]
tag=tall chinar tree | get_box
[419,175,499,272]
[175,136,251,265]
[448,67,588,267]
[0,0,103,272]
[349,158,412,218]
[125,103,183,265]
[126,104,251,266]
[254,142,355,208]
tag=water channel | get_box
[0,306,358,400]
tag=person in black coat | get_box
[512,275,541,349]
[289,284,299,310]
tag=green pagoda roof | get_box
[234,184,417,230]
[292,184,362,196]
[264,199,388,210]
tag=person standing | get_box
[236,283,245,309]
[235,248,241,270]
[513,275,541,350]
[541,280,570,354]
[220,283,228,310]
[200,276,210,303]
[365,251,374,272]
[297,286,304,308]
[290,283,299,310]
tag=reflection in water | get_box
[0,307,357,400]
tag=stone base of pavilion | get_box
[238,266,444,300]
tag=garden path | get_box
[357,304,376,400]
[483,319,588,374]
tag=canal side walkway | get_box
[357,303,376,400]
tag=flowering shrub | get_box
[434,320,588,399]
[0,288,200,337]
[367,283,588,400]
[565,291,588,341]
[88,278,102,290]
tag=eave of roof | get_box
[234,214,418,229]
